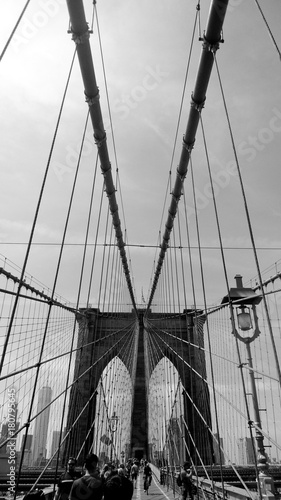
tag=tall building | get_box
[31,386,52,466]
[237,437,255,465]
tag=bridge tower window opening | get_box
[93,357,132,466]
[148,358,184,468]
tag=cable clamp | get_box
[202,32,221,53]
[171,192,181,205]
[101,165,112,179]
[191,93,205,113]
[107,190,118,201]
[70,28,91,45]
[94,134,107,148]
[168,208,177,220]
[182,137,195,153]
[176,167,186,183]
[85,90,100,106]
[238,362,248,368]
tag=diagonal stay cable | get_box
[0,321,136,453]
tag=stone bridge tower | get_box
[64,308,213,465]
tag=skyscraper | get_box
[31,386,52,466]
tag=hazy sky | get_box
[0,0,281,308]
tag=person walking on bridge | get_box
[143,461,152,492]
[69,453,103,500]
[55,457,80,500]
[103,466,133,500]
[130,460,139,488]
[177,461,195,500]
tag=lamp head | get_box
[237,307,252,331]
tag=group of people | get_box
[55,454,196,500]
[122,458,152,491]
[55,454,153,500]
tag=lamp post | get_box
[222,275,275,499]
[109,412,119,463]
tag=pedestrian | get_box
[125,460,131,478]
[69,453,103,500]
[100,463,111,481]
[176,461,195,500]
[103,466,133,500]
[143,461,152,492]
[130,460,139,488]
[118,467,134,500]
[55,457,80,500]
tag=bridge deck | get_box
[132,474,180,500]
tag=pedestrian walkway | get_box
[132,473,181,500]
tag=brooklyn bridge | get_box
[0,0,281,499]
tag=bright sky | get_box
[0,0,281,308]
